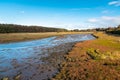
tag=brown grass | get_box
[0,32,93,43]
[52,32,120,80]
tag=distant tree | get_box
[0,24,68,33]
[73,29,80,32]
[106,25,120,35]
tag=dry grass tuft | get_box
[53,32,120,80]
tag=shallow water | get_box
[0,34,95,79]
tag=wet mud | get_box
[0,34,95,80]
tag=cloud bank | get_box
[88,16,120,27]
[108,0,120,6]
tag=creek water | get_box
[0,34,95,80]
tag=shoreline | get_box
[0,32,93,44]
[0,42,75,80]
[53,32,120,80]
[0,33,95,80]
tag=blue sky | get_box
[0,0,120,29]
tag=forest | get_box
[0,24,68,33]
[106,25,120,34]
[0,23,120,35]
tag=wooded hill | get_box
[0,24,68,33]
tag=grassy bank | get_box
[0,32,93,43]
[52,32,120,80]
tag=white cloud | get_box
[88,18,98,23]
[109,1,118,5]
[102,10,109,14]
[101,16,114,20]
[108,0,120,6]
[0,18,5,23]
[88,16,120,27]
[102,16,120,24]
[0,20,5,23]
[20,11,25,14]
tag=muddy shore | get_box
[0,42,75,80]
[0,34,95,80]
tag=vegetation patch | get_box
[87,48,120,60]
[53,32,120,80]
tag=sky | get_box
[0,0,120,30]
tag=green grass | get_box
[95,39,120,49]
[87,48,120,60]
[87,48,105,60]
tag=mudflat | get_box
[0,34,95,80]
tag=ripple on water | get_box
[0,34,95,79]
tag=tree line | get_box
[71,25,120,35]
[106,25,120,34]
[0,24,68,33]
[0,23,120,35]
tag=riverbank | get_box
[53,32,120,80]
[0,34,95,80]
[0,32,93,43]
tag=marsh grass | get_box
[87,48,120,60]
[53,32,120,80]
[0,32,93,43]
